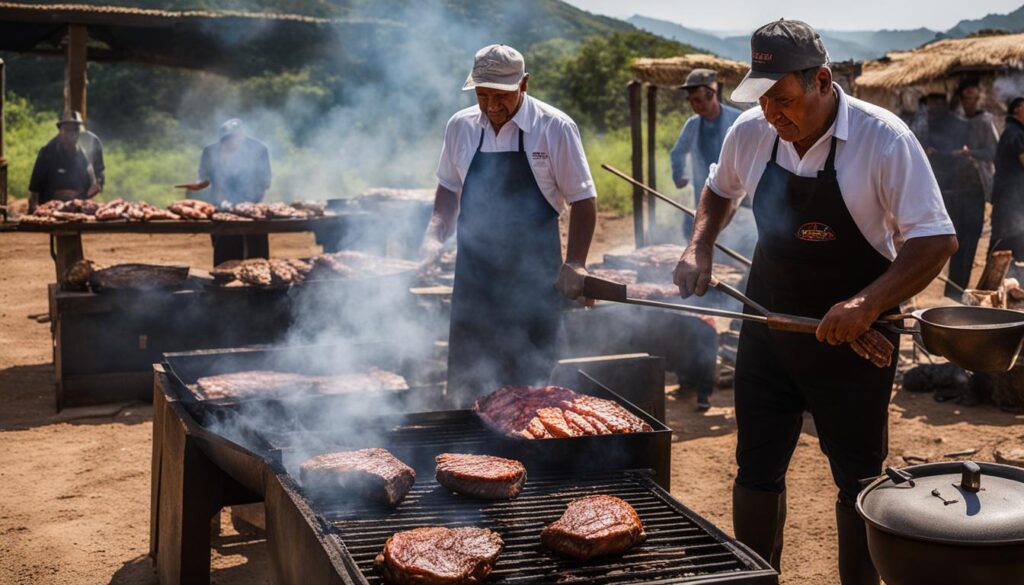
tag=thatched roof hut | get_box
[631,54,749,88]
[854,33,1024,115]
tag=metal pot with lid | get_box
[856,461,1024,585]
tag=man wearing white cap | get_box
[674,19,957,584]
[421,44,597,408]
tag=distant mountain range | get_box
[629,4,1024,62]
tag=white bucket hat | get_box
[462,44,526,91]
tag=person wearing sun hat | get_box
[673,19,957,584]
[420,44,598,408]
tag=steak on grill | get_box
[541,495,646,559]
[88,263,190,290]
[317,369,410,395]
[435,453,526,500]
[374,526,503,585]
[300,448,415,506]
[473,386,653,440]
[196,371,319,400]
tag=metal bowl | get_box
[886,307,1024,372]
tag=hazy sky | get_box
[563,0,1023,32]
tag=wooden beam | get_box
[646,84,657,245]
[628,80,644,248]
[65,24,88,119]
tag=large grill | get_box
[151,346,777,585]
[316,470,776,584]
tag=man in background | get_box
[924,93,972,297]
[991,96,1024,259]
[27,111,99,212]
[180,119,272,265]
[947,79,999,294]
[669,69,742,239]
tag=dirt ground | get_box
[2,214,1023,585]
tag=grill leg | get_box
[151,387,260,585]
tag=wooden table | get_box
[18,213,364,286]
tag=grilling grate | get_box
[315,471,775,584]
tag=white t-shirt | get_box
[436,94,597,213]
[707,84,955,260]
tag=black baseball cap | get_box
[1009,96,1024,115]
[732,19,829,103]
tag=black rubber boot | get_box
[732,482,785,572]
[835,501,879,585]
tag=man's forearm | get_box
[565,198,596,266]
[28,192,39,213]
[857,235,958,313]
[425,185,459,243]
[689,185,734,251]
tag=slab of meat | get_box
[32,199,99,219]
[265,202,306,218]
[316,369,409,395]
[33,200,66,216]
[168,199,215,219]
[435,453,526,499]
[374,526,503,585]
[291,200,325,216]
[473,386,653,440]
[88,263,189,290]
[196,370,320,400]
[541,495,646,559]
[300,448,415,506]
[211,212,252,222]
[61,198,99,214]
[235,259,274,287]
[230,202,267,219]
[96,198,129,220]
[49,210,95,222]
[19,214,60,225]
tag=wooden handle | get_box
[766,313,821,334]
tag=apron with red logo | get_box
[734,134,899,503]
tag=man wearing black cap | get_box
[990,96,1024,259]
[674,19,957,584]
[669,69,742,239]
[27,111,100,213]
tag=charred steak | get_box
[435,454,526,500]
[300,448,415,506]
[374,526,503,585]
[541,495,646,559]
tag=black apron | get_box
[734,135,898,504]
[447,128,563,408]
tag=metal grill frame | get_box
[304,470,777,585]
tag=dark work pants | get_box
[211,235,270,266]
[943,188,985,297]
[733,324,893,505]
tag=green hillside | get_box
[5,1,694,211]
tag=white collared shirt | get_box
[436,94,597,212]
[708,83,955,260]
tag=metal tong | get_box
[582,274,896,368]
[581,274,823,334]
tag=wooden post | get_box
[646,85,658,244]
[65,25,88,119]
[628,80,644,248]
[0,58,6,222]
